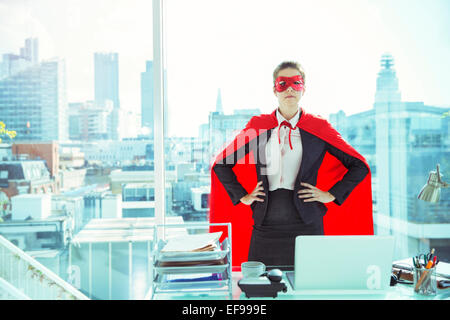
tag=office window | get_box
[164,0,450,262]
[0,0,155,299]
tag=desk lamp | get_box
[418,164,449,203]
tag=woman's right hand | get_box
[240,181,265,205]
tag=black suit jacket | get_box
[213,128,369,226]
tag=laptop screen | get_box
[290,235,395,291]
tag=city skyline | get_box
[1,1,449,301]
[0,0,449,138]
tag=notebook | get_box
[286,235,395,294]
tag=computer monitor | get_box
[286,235,395,293]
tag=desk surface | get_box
[234,272,449,300]
[152,270,450,300]
[151,259,450,300]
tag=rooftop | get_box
[71,216,187,244]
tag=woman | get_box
[210,61,373,268]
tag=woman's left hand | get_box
[297,182,336,203]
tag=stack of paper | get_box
[154,231,229,290]
[160,232,223,253]
[156,258,226,267]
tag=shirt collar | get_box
[276,108,300,128]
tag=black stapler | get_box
[238,269,288,298]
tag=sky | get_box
[0,0,449,137]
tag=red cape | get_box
[209,107,373,268]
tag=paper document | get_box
[161,232,223,252]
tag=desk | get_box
[233,272,449,300]
[152,270,450,300]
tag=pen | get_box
[431,256,437,268]
[426,248,435,268]
[415,256,422,268]
[415,256,421,268]
[428,248,435,261]
[425,249,435,269]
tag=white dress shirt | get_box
[265,109,303,191]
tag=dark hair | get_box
[273,61,306,86]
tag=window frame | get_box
[152,0,167,227]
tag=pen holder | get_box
[413,266,436,296]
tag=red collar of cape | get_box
[209,107,373,269]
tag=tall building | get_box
[94,53,120,109]
[374,54,408,233]
[68,101,113,141]
[0,38,39,79]
[0,54,29,79]
[198,123,210,168]
[140,60,168,138]
[197,90,261,165]
[141,61,154,131]
[94,53,120,140]
[20,38,39,65]
[216,88,224,114]
[329,53,450,261]
[207,108,261,165]
[0,57,68,142]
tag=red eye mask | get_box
[274,75,304,92]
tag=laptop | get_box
[286,235,395,294]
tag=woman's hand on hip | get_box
[297,182,336,203]
[240,181,265,205]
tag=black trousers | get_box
[247,188,324,268]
